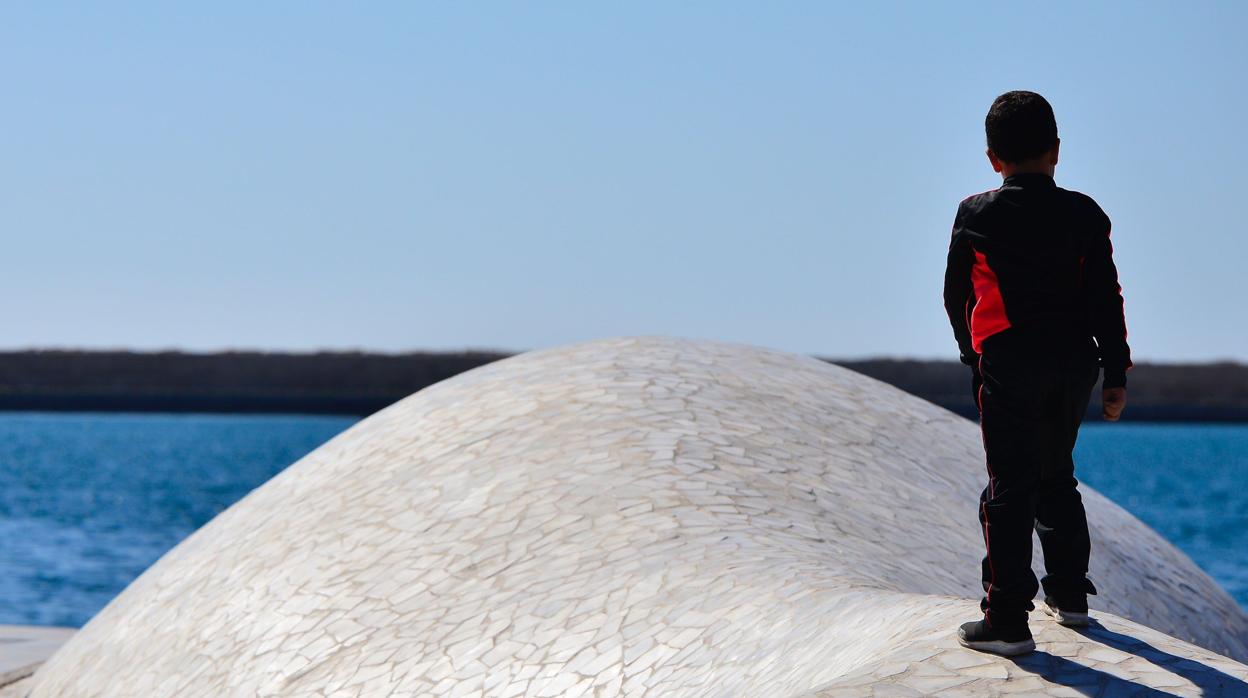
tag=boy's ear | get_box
[1049,138,1061,166]
[986,148,1004,173]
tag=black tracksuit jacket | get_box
[943,173,1132,388]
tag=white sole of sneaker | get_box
[956,635,1036,656]
[1044,601,1090,627]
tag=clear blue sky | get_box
[4,3,1245,361]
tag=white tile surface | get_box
[0,626,74,690]
[20,336,1248,696]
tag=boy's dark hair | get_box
[985,91,1058,163]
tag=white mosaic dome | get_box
[24,337,1248,696]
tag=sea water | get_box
[0,413,1244,627]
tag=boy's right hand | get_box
[1102,387,1126,421]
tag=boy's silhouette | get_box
[943,90,1132,656]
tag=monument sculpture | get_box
[18,337,1248,696]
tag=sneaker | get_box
[956,619,1035,656]
[1043,596,1090,627]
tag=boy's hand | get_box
[1102,387,1126,421]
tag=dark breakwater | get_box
[1,350,1245,422]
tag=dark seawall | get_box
[1,350,1246,422]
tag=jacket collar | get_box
[1001,172,1057,188]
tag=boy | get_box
[943,90,1132,656]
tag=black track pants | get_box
[971,353,1100,629]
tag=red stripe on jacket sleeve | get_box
[970,249,1011,353]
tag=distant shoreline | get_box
[2,350,1246,422]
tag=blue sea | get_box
[0,413,1245,627]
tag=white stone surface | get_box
[21,336,1248,696]
[0,626,74,690]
